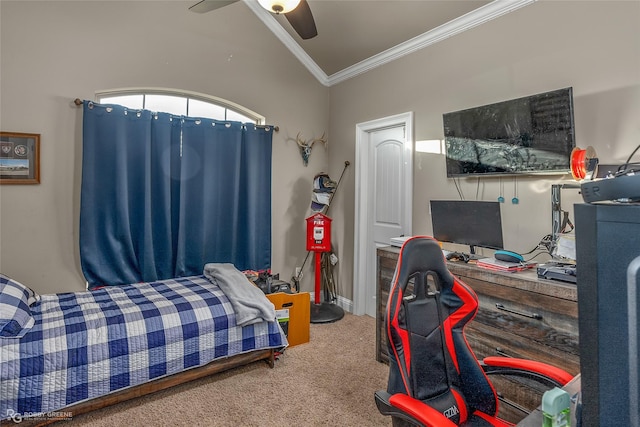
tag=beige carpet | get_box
[63,313,392,427]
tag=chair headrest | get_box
[395,236,453,292]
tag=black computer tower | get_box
[575,203,640,427]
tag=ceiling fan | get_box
[189,0,318,40]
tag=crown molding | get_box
[243,0,330,85]
[326,0,537,86]
[246,0,536,88]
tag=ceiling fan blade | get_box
[285,0,317,40]
[189,0,239,14]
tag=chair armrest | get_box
[482,356,574,387]
[375,390,457,427]
[388,393,458,427]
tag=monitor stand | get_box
[468,245,483,261]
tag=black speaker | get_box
[575,203,640,427]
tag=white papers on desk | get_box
[554,234,576,261]
[390,236,412,247]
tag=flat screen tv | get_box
[443,87,575,177]
[430,200,504,257]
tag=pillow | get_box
[0,274,36,338]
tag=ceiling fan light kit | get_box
[190,0,317,40]
[258,0,301,14]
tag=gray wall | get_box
[0,1,328,294]
[1,1,639,305]
[328,0,640,301]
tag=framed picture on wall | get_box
[0,132,40,184]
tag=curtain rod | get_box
[73,98,278,132]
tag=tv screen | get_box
[443,87,575,177]
[430,200,504,254]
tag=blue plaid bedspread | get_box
[0,275,287,418]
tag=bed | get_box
[0,267,288,425]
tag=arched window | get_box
[96,88,264,124]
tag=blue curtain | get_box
[80,102,272,287]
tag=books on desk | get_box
[476,257,537,272]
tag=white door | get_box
[354,113,413,317]
[371,127,406,249]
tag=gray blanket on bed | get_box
[203,263,276,326]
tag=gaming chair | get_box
[374,236,574,426]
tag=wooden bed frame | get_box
[6,349,275,427]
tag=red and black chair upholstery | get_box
[374,236,574,427]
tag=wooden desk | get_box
[376,246,579,423]
[517,374,581,426]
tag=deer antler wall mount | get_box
[293,132,327,166]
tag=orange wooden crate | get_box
[266,292,310,347]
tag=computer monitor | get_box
[430,200,504,256]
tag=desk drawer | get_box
[461,274,579,423]
[460,275,579,375]
[466,319,579,374]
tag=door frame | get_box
[353,112,413,316]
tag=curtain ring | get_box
[195,119,201,125]
[88,101,94,109]
[225,123,231,128]
[106,107,113,113]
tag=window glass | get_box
[100,94,143,110]
[145,94,187,116]
[226,109,254,123]
[188,98,226,120]
[96,89,263,124]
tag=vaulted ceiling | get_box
[192,0,535,86]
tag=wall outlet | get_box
[295,267,302,279]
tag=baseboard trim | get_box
[309,292,353,313]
